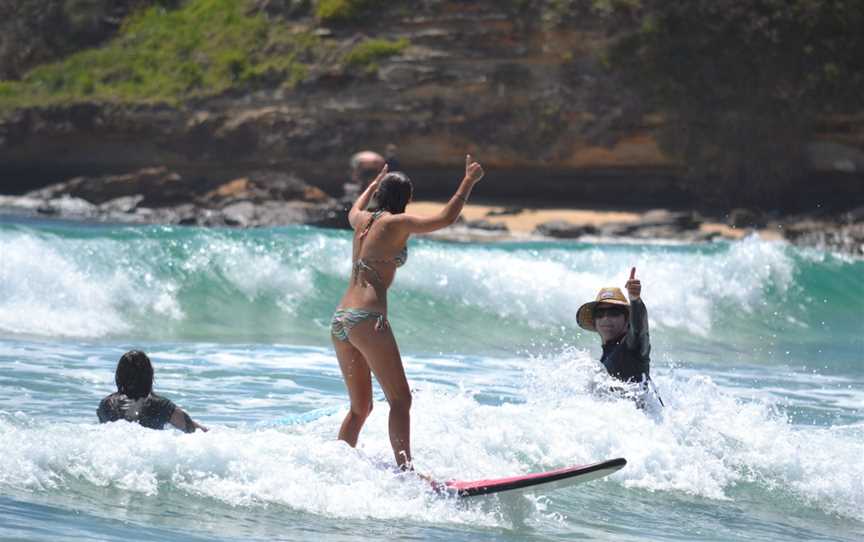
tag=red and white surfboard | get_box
[440,457,626,498]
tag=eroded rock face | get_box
[27,167,197,207]
[534,210,702,240]
[0,0,154,80]
[727,208,766,229]
[464,218,508,232]
[535,220,597,238]
[0,4,670,200]
[1,1,861,213]
[6,166,342,228]
[200,171,333,208]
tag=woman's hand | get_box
[464,154,484,185]
[369,164,389,189]
[392,153,483,234]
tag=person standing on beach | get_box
[97,350,208,433]
[338,151,388,229]
[343,150,387,201]
[331,154,485,470]
[576,268,660,404]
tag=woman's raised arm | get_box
[348,164,389,229]
[395,155,484,234]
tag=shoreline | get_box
[0,197,777,241]
[1,175,861,255]
[407,201,783,241]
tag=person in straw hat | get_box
[576,267,653,389]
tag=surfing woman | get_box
[332,154,485,469]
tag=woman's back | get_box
[340,211,408,310]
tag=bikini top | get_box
[352,211,408,286]
[364,245,408,267]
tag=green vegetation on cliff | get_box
[0,0,173,80]
[0,0,860,210]
[344,38,408,71]
[0,0,319,109]
[601,0,864,205]
[315,0,384,22]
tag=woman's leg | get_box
[347,319,413,469]
[332,336,373,447]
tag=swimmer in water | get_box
[576,268,663,407]
[97,350,208,433]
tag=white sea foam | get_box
[519,350,864,521]
[1,347,861,524]
[0,233,183,338]
[398,235,795,336]
[0,413,502,527]
[1,222,859,540]
[0,228,328,339]
[178,235,317,312]
[0,224,814,342]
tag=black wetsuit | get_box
[600,298,651,383]
[97,392,176,430]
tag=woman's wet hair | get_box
[115,350,154,399]
[368,172,413,214]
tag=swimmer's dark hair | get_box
[115,350,154,399]
[368,172,413,214]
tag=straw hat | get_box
[576,287,630,331]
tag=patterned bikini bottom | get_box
[330,308,389,342]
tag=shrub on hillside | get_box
[602,0,864,207]
[0,0,169,80]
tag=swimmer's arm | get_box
[626,298,651,368]
[169,407,209,433]
[394,155,484,234]
[97,398,112,423]
[349,164,388,228]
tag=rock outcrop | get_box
[1,166,342,228]
[2,1,859,212]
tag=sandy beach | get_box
[408,201,782,240]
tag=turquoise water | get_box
[1,216,862,541]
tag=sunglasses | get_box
[594,307,626,319]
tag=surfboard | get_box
[439,457,626,498]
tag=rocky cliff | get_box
[1,0,862,212]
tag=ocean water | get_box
[0,215,862,541]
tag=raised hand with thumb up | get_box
[625,267,641,300]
